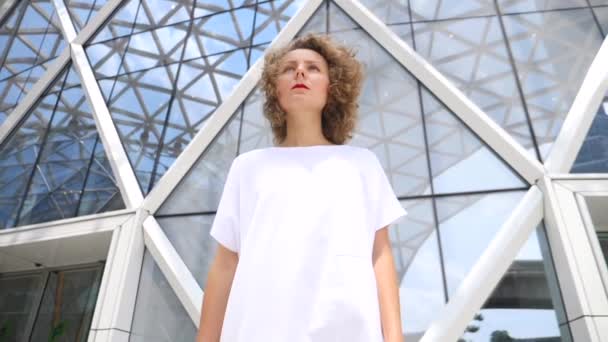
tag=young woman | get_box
[196,33,407,342]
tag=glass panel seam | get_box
[13,70,70,226]
[73,135,101,215]
[147,0,200,192]
[492,0,543,162]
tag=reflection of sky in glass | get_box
[400,230,444,336]
[440,191,527,295]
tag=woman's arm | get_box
[196,245,239,342]
[373,226,404,342]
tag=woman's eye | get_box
[282,66,294,72]
[309,65,319,71]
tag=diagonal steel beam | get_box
[51,0,77,42]
[70,42,144,207]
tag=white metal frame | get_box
[0,0,607,341]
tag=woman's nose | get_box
[295,65,305,79]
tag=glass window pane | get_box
[0,0,65,126]
[29,267,103,342]
[130,250,196,342]
[64,0,109,33]
[252,0,307,46]
[499,0,588,14]
[592,6,608,37]
[572,94,608,173]
[157,109,240,215]
[104,64,178,193]
[358,0,410,25]
[0,90,58,228]
[501,8,604,160]
[0,273,44,341]
[421,88,527,194]
[413,16,537,158]
[183,6,256,60]
[157,215,216,289]
[437,190,527,295]
[409,0,496,21]
[150,49,249,188]
[88,0,140,43]
[459,225,570,341]
[393,199,445,342]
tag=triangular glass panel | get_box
[0,65,124,229]
[0,0,66,125]
[64,0,109,33]
[129,250,197,342]
[572,93,608,173]
[458,223,571,341]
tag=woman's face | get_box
[275,48,330,117]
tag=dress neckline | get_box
[269,144,347,150]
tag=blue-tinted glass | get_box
[77,136,124,215]
[105,64,178,193]
[572,96,608,173]
[0,0,65,125]
[65,0,109,32]
[183,6,256,60]
[0,90,59,228]
[252,0,306,45]
[17,78,99,225]
[118,20,190,75]
[193,0,255,17]
[150,49,249,187]
[89,0,141,43]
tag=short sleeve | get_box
[209,157,241,253]
[368,152,408,232]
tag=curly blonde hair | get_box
[261,33,364,146]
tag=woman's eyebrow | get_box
[281,60,323,65]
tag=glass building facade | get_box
[0,0,607,341]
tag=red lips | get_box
[292,83,309,89]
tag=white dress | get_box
[209,144,408,342]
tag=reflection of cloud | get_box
[439,191,527,294]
